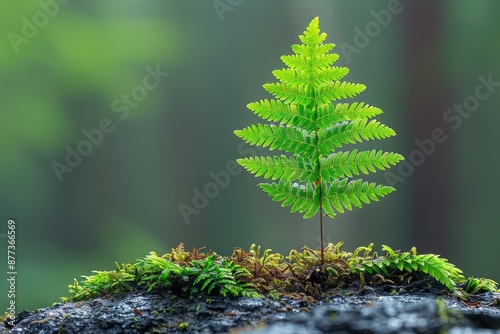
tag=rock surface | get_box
[2,290,499,333]
[243,294,500,334]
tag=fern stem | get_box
[319,196,324,266]
[316,123,325,266]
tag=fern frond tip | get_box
[300,17,326,46]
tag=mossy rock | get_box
[2,243,499,333]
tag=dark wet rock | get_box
[1,293,295,334]
[2,290,499,333]
[243,293,500,334]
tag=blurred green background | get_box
[1,1,499,310]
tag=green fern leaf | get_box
[381,245,464,291]
[235,124,317,156]
[351,245,465,292]
[298,20,327,45]
[317,120,396,154]
[235,16,403,236]
[322,179,395,216]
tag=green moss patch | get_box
[62,243,498,304]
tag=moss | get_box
[61,242,498,304]
[177,322,189,330]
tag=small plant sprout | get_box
[234,17,404,265]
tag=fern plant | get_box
[184,255,256,297]
[234,17,403,264]
[349,245,465,292]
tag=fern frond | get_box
[351,245,465,292]
[247,100,315,131]
[318,119,396,154]
[234,124,317,156]
[237,156,318,182]
[235,17,402,235]
[259,181,321,219]
[321,179,395,217]
[298,17,327,45]
[320,150,405,180]
[464,277,499,294]
[317,102,383,128]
